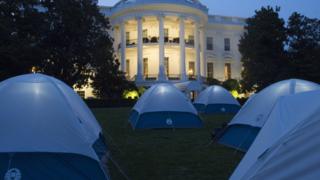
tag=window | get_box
[207,37,213,50]
[143,29,149,43]
[164,57,169,75]
[126,59,130,77]
[143,58,148,77]
[77,91,85,99]
[143,29,148,38]
[188,61,195,76]
[207,62,214,78]
[126,32,130,45]
[224,38,231,51]
[224,63,231,80]
[164,28,169,38]
[188,35,194,45]
[164,28,169,42]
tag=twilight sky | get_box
[99,0,320,20]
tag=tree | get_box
[40,0,134,97]
[287,12,320,83]
[0,0,133,99]
[0,0,44,81]
[88,17,136,99]
[38,0,106,87]
[239,7,289,92]
[222,79,240,92]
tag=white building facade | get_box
[101,0,245,88]
[78,0,246,98]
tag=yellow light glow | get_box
[188,69,194,75]
[31,66,37,73]
[123,90,139,99]
[231,90,239,98]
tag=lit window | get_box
[207,62,214,78]
[143,29,148,43]
[126,32,130,45]
[164,57,169,75]
[143,58,148,77]
[188,35,194,45]
[143,29,148,38]
[126,59,130,78]
[164,28,169,38]
[164,28,169,42]
[188,61,195,76]
[224,63,231,80]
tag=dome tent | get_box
[129,83,203,129]
[193,85,240,114]
[218,79,320,152]
[231,90,320,180]
[0,74,109,180]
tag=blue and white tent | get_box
[129,83,203,129]
[231,90,320,180]
[193,85,240,114]
[218,79,320,152]
[0,74,109,180]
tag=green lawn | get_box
[92,108,243,180]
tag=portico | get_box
[115,14,204,84]
[100,0,245,88]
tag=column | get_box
[194,22,201,81]
[136,17,143,81]
[120,21,126,72]
[200,27,207,78]
[233,35,242,80]
[217,33,225,81]
[158,15,166,81]
[179,16,187,81]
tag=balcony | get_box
[143,74,181,81]
[165,37,180,44]
[143,37,159,43]
[167,74,181,81]
[118,38,195,49]
[142,36,181,44]
[185,39,195,47]
[144,74,157,81]
[126,39,137,47]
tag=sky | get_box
[99,0,320,20]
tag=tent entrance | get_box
[0,152,108,180]
[218,125,260,152]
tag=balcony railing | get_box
[128,74,209,82]
[185,40,195,47]
[165,37,179,44]
[126,39,137,46]
[167,74,181,80]
[129,74,183,81]
[143,37,159,43]
[118,38,195,49]
[144,74,158,81]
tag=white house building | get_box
[79,0,246,98]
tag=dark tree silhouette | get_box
[239,7,288,92]
[287,12,320,83]
[0,0,133,99]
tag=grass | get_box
[92,108,243,180]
